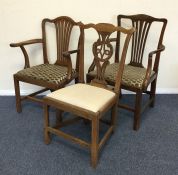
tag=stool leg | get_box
[111,103,118,133]
[91,116,99,168]
[44,104,51,144]
[56,109,63,127]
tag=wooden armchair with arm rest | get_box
[10,16,84,113]
[87,14,167,130]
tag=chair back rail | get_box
[42,16,82,66]
[116,14,167,69]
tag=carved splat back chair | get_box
[43,23,135,168]
[87,14,167,130]
[10,16,84,113]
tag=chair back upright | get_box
[42,16,84,82]
[116,14,167,72]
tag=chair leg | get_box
[150,79,157,107]
[44,104,51,144]
[133,91,142,131]
[50,89,55,93]
[111,104,118,133]
[119,88,122,99]
[83,119,90,125]
[91,116,99,168]
[75,77,79,84]
[56,109,63,127]
[86,75,92,84]
[14,77,22,113]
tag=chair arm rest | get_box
[148,44,165,58]
[62,49,79,80]
[10,39,43,47]
[62,49,79,57]
[109,38,117,42]
[10,39,43,69]
[143,58,153,89]
[143,44,165,89]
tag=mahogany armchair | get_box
[10,16,84,113]
[87,14,167,130]
[43,23,134,168]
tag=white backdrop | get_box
[0,0,178,95]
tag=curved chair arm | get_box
[10,39,43,69]
[143,44,165,89]
[63,49,79,57]
[109,38,117,42]
[62,49,79,80]
[149,44,165,72]
[10,39,43,47]
[148,44,165,58]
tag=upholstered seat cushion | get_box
[15,64,76,85]
[45,83,116,113]
[88,63,155,89]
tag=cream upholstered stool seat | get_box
[46,83,116,113]
[43,83,118,168]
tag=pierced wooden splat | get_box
[92,28,114,86]
[85,23,135,88]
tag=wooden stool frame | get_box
[44,23,135,168]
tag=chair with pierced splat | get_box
[43,23,134,168]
